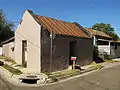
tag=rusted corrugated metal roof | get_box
[35,15,90,38]
[86,28,112,39]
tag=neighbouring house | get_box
[1,37,15,59]
[109,40,120,58]
[11,10,93,73]
[0,47,2,56]
[86,28,120,59]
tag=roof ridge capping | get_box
[27,10,74,28]
[26,10,43,25]
[36,14,73,24]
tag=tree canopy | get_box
[0,9,14,44]
[92,23,119,40]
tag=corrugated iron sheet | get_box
[86,28,112,39]
[36,15,90,38]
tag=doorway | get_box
[69,41,76,65]
[22,40,27,67]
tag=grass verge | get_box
[4,58,16,64]
[104,60,120,63]
[2,64,22,75]
[0,56,6,59]
[89,64,104,70]
[46,70,80,83]
[52,69,80,79]
[46,64,104,83]
[0,56,16,64]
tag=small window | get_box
[11,47,14,51]
[22,40,27,52]
[118,43,120,46]
[97,40,109,45]
[110,42,115,46]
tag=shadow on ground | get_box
[94,57,105,63]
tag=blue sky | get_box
[0,0,120,35]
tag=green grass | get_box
[46,64,105,83]
[4,58,16,64]
[89,64,104,70]
[90,61,97,65]
[90,60,120,66]
[52,69,80,77]
[2,64,22,75]
[104,60,120,63]
[0,56,7,59]
[0,56,16,64]
[46,69,81,82]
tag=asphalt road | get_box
[0,76,10,90]
[1,64,120,90]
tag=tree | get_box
[0,9,14,44]
[92,23,119,40]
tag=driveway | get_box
[1,64,120,90]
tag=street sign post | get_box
[49,31,56,73]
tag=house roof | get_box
[112,40,120,43]
[35,15,90,38]
[86,28,112,39]
[1,37,15,45]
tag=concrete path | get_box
[2,63,120,90]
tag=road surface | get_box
[0,76,10,90]
[1,64,120,90]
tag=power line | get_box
[16,32,41,48]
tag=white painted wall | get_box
[98,45,110,55]
[9,42,15,59]
[98,45,120,58]
[2,42,14,59]
[93,36,97,46]
[0,47,2,56]
[15,10,41,73]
